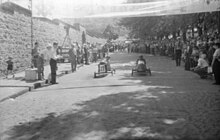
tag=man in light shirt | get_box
[46,42,60,84]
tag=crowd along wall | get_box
[0,3,106,74]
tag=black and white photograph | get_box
[0,0,220,139]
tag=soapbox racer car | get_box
[94,62,116,78]
[131,63,151,76]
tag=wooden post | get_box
[30,0,33,49]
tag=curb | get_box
[0,64,86,102]
[31,64,85,89]
[0,87,30,103]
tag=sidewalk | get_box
[0,63,83,102]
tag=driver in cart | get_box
[136,55,147,71]
[99,56,111,72]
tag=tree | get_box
[103,25,119,41]
[119,0,220,41]
[82,31,86,44]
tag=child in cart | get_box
[136,55,147,71]
[99,56,111,72]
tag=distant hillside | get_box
[62,18,129,38]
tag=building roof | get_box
[0,2,31,16]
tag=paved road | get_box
[0,53,220,140]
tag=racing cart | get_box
[131,63,151,76]
[94,61,116,78]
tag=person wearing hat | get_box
[6,56,15,78]
[211,41,220,85]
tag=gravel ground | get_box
[0,53,220,140]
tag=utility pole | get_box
[29,0,33,49]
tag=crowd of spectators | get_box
[146,31,220,84]
[4,38,113,81]
[116,29,220,84]
[13,41,108,84]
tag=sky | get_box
[6,0,126,8]
[2,0,220,18]
[4,0,126,18]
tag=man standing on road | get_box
[211,41,220,85]
[185,41,192,70]
[46,42,60,84]
[175,40,182,66]
[31,42,40,68]
[150,43,156,55]
[69,44,77,72]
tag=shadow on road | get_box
[31,84,140,92]
[6,86,220,140]
[5,53,220,140]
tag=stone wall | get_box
[0,12,32,73]
[0,4,106,75]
